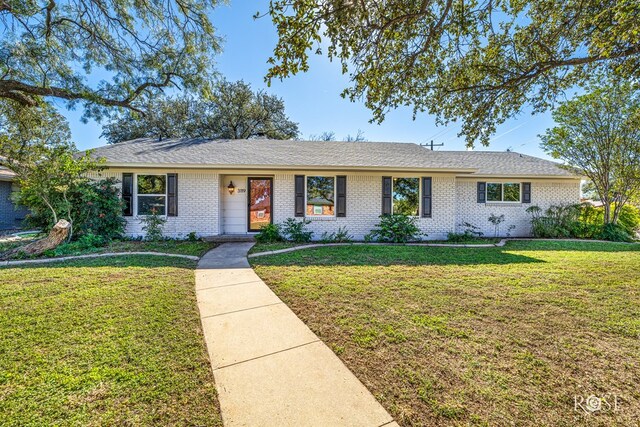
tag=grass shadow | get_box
[0,254,197,271]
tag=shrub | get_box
[448,222,484,242]
[255,223,283,243]
[48,233,107,256]
[23,178,126,241]
[597,223,634,242]
[187,231,198,242]
[320,226,353,243]
[488,213,506,237]
[527,203,638,242]
[366,214,424,243]
[280,218,313,243]
[139,208,166,241]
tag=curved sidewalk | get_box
[196,243,397,427]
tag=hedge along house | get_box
[87,138,581,240]
[0,167,28,230]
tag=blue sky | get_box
[63,1,560,159]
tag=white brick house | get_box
[87,139,581,240]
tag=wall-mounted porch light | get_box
[227,181,236,195]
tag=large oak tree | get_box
[0,0,221,117]
[264,0,640,146]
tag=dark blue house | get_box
[0,167,28,230]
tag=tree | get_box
[540,83,640,224]
[0,100,106,240]
[309,130,366,142]
[1,0,220,117]
[264,1,640,146]
[102,80,300,143]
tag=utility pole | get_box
[420,140,444,150]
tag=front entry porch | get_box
[219,175,273,235]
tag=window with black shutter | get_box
[381,176,392,215]
[421,177,432,218]
[167,173,178,216]
[336,175,347,217]
[294,175,305,217]
[522,182,532,203]
[477,182,486,203]
[122,173,133,216]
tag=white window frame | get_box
[486,182,521,203]
[136,173,168,216]
[392,176,421,217]
[305,175,336,218]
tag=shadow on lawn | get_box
[250,245,546,267]
[0,255,197,271]
[504,240,640,252]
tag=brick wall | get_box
[455,179,581,237]
[273,173,457,241]
[90,169,219,239]
[95,168,581,240]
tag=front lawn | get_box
[251,241,640,426]
[1,238,216,259]
[0,256,221,426]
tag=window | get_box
[306,176,335,216]
[393,177,419,215]
[137,174,167,215]
[486,182,521,202]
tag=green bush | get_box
[320,226,353,243]
[44,233,107,257]
[527,203,638,242]
[23,178,126,240]
[139,208,166,241]
[596,223,634,242]
[280,218,313,243]
[366,214,424,243]
[255,223,283,243]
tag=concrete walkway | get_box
[196,243,397,427]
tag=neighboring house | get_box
[87,138,581,240]
[0,167,28,230]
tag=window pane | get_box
[138,196,166,215]
[393,177,419,215]
[487,183,502,202]
[138,175,166,194]
[306,176,335,216]
[503,183,521,202]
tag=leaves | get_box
[0,0,221,117]
[101,80,300,143]
[265,0,640,146]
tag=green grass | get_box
[2,238,216,259]
[0,256,222,426]
[249,241,308,254]
[251,241,640,427]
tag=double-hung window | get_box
[486,182,520,203]
[137,174,167,215]
[393,177,420,215]
[306,176,335,217]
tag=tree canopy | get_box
[102,80,300,143]
[265,0,640,146]
[0,0,220,118]
[540,82,640,224]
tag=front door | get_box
[247,178,273,232]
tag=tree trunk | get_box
[1,219,71,260]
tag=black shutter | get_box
[522,182,531,203]
[382,176,392,215]
[477,182,486,203]
[294,175,305,217]
[122,173,133,216]
[336,175,347,217]
[167,173,178,216]
[422,177,432,218]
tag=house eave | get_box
[102,162,479,174]
[459,174,582,180]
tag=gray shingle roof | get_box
[86,138,577,178]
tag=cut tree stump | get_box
[0,219,71,260]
